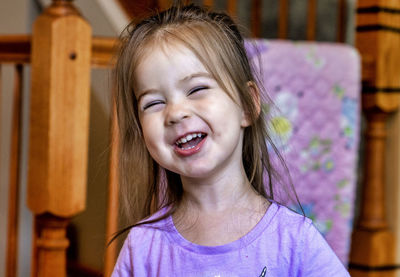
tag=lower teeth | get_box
[182,145,195,150]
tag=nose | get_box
[165,101,191,125]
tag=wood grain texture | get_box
[349,112,396,277]
[356,1,400,110]
[5,64,23,277]
[27,0,92,217]
[0,35,118,67]
[90,37,119,68]
[357,0,400,9]
[349,0,400,276]
[27,1,92,276]
[92,37,119,68]
[34,214,70,277]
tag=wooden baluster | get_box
[6,64,23,277]
[27,0,92,276]
[306,0,317,40]
[157,0,170,11]
[226,0,237,17]
[250,0,262,37]
[349,0,400,276]
[34,215,70,277]
[336,0,346,43]
[203,0,214,7]
[278,0,289,39]
[104,101,120,277]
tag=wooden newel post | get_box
[27,0,91,276]
[350,0,400,276]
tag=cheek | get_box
[140,119,156,147]
[140,117,167,159]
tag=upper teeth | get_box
[176,133,203,145]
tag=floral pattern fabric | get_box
[245,39,361,264]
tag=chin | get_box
[181,166,220,180]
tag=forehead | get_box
[143,42,205,69]
[133,42,210,86]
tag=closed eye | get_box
[188,86,208,96]
[143,100,164,110]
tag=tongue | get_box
[180,137,203,149]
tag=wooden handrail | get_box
[0,35,118,67]
[0,35,30,64]
[91,37,119,68]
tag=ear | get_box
[241,81,261,127]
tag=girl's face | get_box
[134,43,250,181]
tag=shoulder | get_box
[268,203,336,256]
[112,209,173,276]
[266,203,350,276]
[125,208,174,249]
[264,203,314,252]
[268,202,313,236]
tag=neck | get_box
[178,166,262,214]
[172,169,269,246]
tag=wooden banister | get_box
[0,36,30,64]
[349,0,400,276]
[27,1,92,276]
[91,37,119,68]
[0,35,118,67]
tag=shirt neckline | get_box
[165,201,279,255]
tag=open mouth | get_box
[175,132,207,150]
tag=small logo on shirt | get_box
[259,266,267,277]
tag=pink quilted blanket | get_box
[245,39,361,264]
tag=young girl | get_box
[112,3,350,276]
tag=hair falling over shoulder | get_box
[112,1,301,241]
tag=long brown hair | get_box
[113,2,300,239]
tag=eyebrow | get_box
[179,72,212,82]
[136,89,156,105]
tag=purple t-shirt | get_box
[112,202,350,276]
